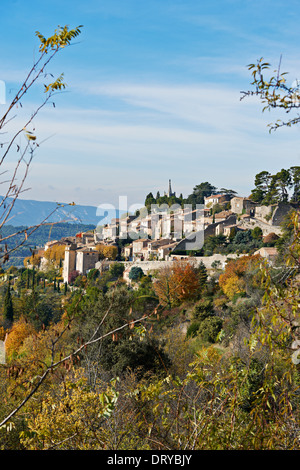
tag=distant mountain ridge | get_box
[0,196,116,227]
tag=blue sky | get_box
[1,0,300,211]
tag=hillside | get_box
[1,196,101,227]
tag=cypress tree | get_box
[4,281,14,324]
[32,267,35,289]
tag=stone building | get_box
[63,244,100,283]
[254,247,278,265]
[204,194,231,208]
[230,197,257,216]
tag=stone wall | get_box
[122,253,240,276]
[254,205,275,224]
[271,202,298,226]
[254,202,299,227]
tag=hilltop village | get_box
[24,179,295,285]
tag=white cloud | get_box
[2,80,300,206]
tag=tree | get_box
[171,260,202,303]
[185,182,217,207]
[109,262,125,278]
[202,234,228,255]
[219,188,238,199]
[23,253,42,269]
[0,282,157,431]
[251,226,263,240]
[19,370,120,450]
[0,25,83,268]
[68,270,80,285]
[129,266,144,281]
[272,169,292,203]
[96,244,118,260]
[87,268,99,281]
[234,229,252,245]
[290,166,300,202]
[153,260,201,307]
[197,316,223,343]
[145,192,156,209]
[250,171,272,204]
[3,281,14,325]
[43,244,66,267]
[219,254,260,300]
[196,260,208,287]
[4,317,35,361]
[251,167,296,205]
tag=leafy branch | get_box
[240,56,300,132]
[0,291,160,429]
[0,24,83,266]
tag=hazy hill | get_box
[1,197,101,227]
[0,222,97,269]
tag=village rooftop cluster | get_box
[26,181,292,285]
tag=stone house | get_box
[214,210,234,223]
[95,259,112,274]
[63,244,100,283]
[102,219,119,240]
[215,223,238,238]
[230,197,257,216]
[123,244,133,260]
[254,247,278,265]
[119,215,140,239]
[147,238,175,259]
[157,242,178,260]
[204,194,230,208]
[132,239,150,261]
[75,248,100,276]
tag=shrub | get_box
[186,322,200,338]
[129,266,144,281]
[197,316,223,343]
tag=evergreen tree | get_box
[197,261,208,288]
[250,171,272,204]
[272,169,292,203]
[144,192,156,209]
[32,267,35,289]
[290,166,300,202]
[3,281,14,325]
[185,182,217,207]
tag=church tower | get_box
[167,179,175,197]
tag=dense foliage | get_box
[0,209,299,450]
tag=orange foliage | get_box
[219,254,260,299]
[96,244,118,260]
[172,261,201,302]
[154,260,200,307]
[0,326,5,341]
[44,244,66,266]
[24,254,42,267]
[5,317,35,360]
